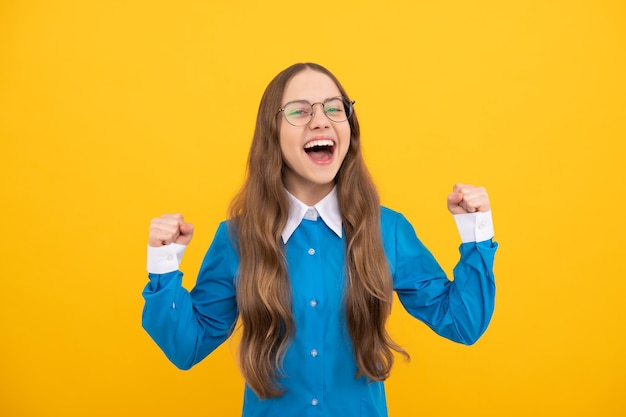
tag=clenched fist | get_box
[447,184,491,215]
[148,214,194,247]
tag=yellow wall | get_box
[1,1,625,416]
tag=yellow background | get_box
[1,1,625,416]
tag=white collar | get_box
[282,187,342,243]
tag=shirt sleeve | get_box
[385,211,497,345]
[146,243,187,274]
[453,210,494,243]
[141,222,239,369]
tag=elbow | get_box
[455,315,493,346]
[172,360,194,371]
[457,330,484,346]
[142,327,198,370]
[166,348,197,370]
[453,296,495,345]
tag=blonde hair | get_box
[228,63,407,398]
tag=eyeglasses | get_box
[277,96,355,127]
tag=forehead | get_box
[282,69,342,103]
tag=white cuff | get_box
[146,243,187,274]
[453,210,494,243]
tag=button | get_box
[311,398,319,406]
[166,255,174,261]
[478,222,485,230]
[310,299,318,307]
[310,349,318,357]
[308,248,315,255]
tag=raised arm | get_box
[142,216,239,369]
[386,184,497,345]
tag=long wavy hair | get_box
[228,63,408,398]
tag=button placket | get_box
[293,220,326,413]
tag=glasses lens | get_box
[324,97,352,122]
[283,101,313,126]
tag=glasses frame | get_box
[277,96,355,127]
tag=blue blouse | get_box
[142,207,497,417]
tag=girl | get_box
[143,63,497,417]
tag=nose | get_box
[309,102,329,129]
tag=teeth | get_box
[304,139,334,149]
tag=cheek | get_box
[278,126,301,162]
[278,124,291,152]
[339,125,352,153]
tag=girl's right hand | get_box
[148,213,194,247]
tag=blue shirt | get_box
[142,206,497,417]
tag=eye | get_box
[285,102,311,118]
[324,99,345,114]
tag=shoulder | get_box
[380,206,419,240]
[207,220,239,255]
[381,206,402,218]
[214,220,232,240]
[380,206,408,229]
[199,219,240,274]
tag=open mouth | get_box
[304,139,335,162]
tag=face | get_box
[279,69,351,205]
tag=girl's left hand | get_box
[447,184,491,214]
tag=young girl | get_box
[143,63,497,417]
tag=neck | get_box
[285,182,334,206]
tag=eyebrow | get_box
[282,96,341,104]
